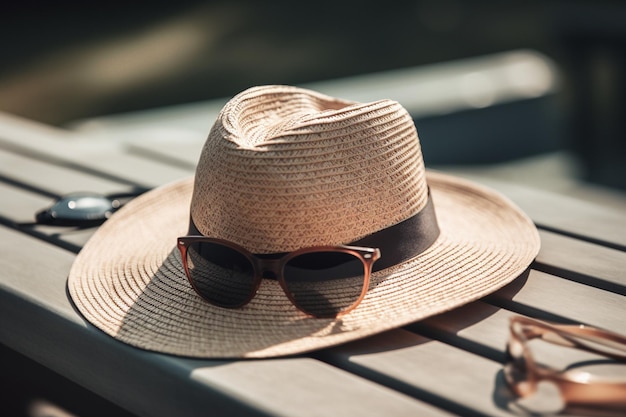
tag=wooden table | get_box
[1,92,625,415]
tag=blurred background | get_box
[0,0,624,191]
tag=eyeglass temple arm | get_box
[539,325,626,361]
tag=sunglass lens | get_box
[283,251,366,318]
[36,192,118,226]
[185,242,256,307]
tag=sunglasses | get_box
[505,316,626,411]
[177,236,381,318]
[35,190,147,227]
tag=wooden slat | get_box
[3,102,626,417]
[487,270,626,333]
[0,226,450,417]
[0,182,94,252]
[127,139,202,169]
[412,302,626,406]
[417,301,625,371]
[0,150,123,250]
[188,358,452,417]
[321,264,626,416]
[327,326,619,417]
[0,111,72,141]
[82,151,193,187]
[327,277,626,417]
[535,230,626,293]
[327,231,626,415]
[0,182,52,224]
[441,172,626,250]
[412,301,508,362]
[0,120,193,248]
[0,138,193,189]
[31,225,95,251]
[323,329,537,417]
[0,114,193,189]
[100,147,626,256]
[0,148,133,197]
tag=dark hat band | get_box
[189,191,440,273]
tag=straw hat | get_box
[68,85,540,358]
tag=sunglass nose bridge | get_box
[261,270,278,280]
[254,255,283,281]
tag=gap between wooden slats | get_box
[314,229,626,415]
[534,230,626,295]
[2,220,622,416]
[317,271,625,417]
[0,226,452,417]
[0,182,91,253]
[442,173,626,251]
[0,147,141,197]
[0,132,193,189]
[0,148,140,252]
[3,109,620,414]
[412,269,626,362]
[3,108,625,251]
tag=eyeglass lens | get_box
[283,251,366,318]
[506,317,626,410]
[184,242,367,317]
[36,192,119,226]
[35,189,148,227]
[186,242,257,307]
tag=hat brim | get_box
[68,171,539,358]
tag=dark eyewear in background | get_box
[34,189,148,227]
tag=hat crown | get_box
[190,85,429,253]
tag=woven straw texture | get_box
[192,85,428,253]
[67,86,540,358]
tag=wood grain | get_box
[0,226,451,417]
